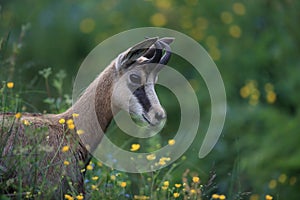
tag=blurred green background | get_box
[1,0,299,199]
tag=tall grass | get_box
[0,26,279,200]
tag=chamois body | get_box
[0,37,173,198]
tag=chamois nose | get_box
[155,112,165,121]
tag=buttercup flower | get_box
[192,176,200,183]
[130,143,140,151]
[86,164,93,170]
[66,119,74,125]
[76,194,84,200]
[265,195,273,200]
[23,119,30,126]
[72,113,79,118]
[97,162,102,167]
[77,129,84,135]
[110,175,116,181]
[7,82,14,89]
[68,123,75,130]
[168,139,176,146]
[190,189,196,194]
[173,192,180,198]
[64,160,70,166]
[59,118,65,124]
[15,112,21,119]
[163,181,169,187]
[161,185,168,190]
[64,194,73,200]
[120,182,127,188]
[62,145,69,152]
[146,154,156,161]
[91,185,98,190]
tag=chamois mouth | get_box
[129,112,150,126]
[142,114,154,126]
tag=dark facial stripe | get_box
[133,85,151,112]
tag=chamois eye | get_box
[129,74,142,84]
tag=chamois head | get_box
[112,37,174,126]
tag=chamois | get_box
[0,37,173,198]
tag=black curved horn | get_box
[158,40,172,65]
[145,42,163,63]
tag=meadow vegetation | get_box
[1,0,300,199]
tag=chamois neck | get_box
[94,65,115,131]
[57,62,117,151]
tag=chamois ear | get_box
[120,37,158,68]
[143,37,174,59]
[159,37,175,45]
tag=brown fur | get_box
[0,61,117,199]
[0,37,170,198]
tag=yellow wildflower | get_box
[175,183,181,188]
[66,119,74,125]
[219,194,226,200]
[268,179,277,189]
[76,194,84,200]
[91,185,98,190]
[59,118,65,124]
[212,194,220,199]
[158,159,166,166]
[157,157,171,166]
[86,164,93,170]
[265,195,273,200]
[6,82,14,89]
[62,145,70,152]
[220,11,233,24]
[161,185,168,190]
[163,181,169,187]
[23,119,30,126]
[190,189,196,194]
[120,182,127,188]
[25,191,31,198]
[97,162,102,167]
[146,154,156,161]
[72,113,79,118]
[130,143,140,151]
[64,194,74,200]
[192,176,200,183]
[68,123,75,130]
[110,175,117,181]
[134,195,150,200]
[150,13,167,27]
[91,176,99,181]
[173,192,180,198]
[76,129,84,135]
[266,91,276,104]
[229,25,242,38]
[15,112,21,119]
[233,2,246,15]
[162,157,171,161]
[240,86,250,98]
[168,139,176,146]
[278,173,287,183]
[63,160,70,166]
